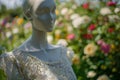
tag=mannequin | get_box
[0,0,77,80]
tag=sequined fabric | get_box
[0,46,77,80]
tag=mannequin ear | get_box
[23,8,33,20]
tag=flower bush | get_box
[0,1,120,80]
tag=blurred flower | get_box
[5,23,11,28]
[82,3,89,9]
[57,39,68,47]
[72,54,80,65]
[66,25,73,33]
[82,15,91,23]
[107,1,116,6]
[0,19,7,27]
[101,43,110,54]
[84,43,97,57]
[47,35,53,43]
[55,9,59,15]
[12,28,19,34]
[72,16,91,28]
[97,39,105,46]
[97,74,110,80]
[87,71,96,78]
[88,24,96,31]
[83,34,93,39]
[72,16,84,28]
[100,7,112,16]
[110,44,116,50]
[6,32,12,38]
[108,28,114,33]
[114,8,120,13]
[108,15,120,22]
[17,18,24,25]
[24,22,32,29]
[55,30,61,39]
[61,7,68,15]
[70,13,80,20]
[67,33,75,40]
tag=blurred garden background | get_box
[0,0,120,80]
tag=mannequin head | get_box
[23,0,56,32]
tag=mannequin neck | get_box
[29,27,48,50]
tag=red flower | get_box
[107,1,116,6]
[108,28,114,33]
[83,34,93,39]
[88,24,96,31]
[67,34,75,40]
[82,3,89,9]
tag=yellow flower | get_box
[111,44,116,50]
[55,9,59,15]
[72,54,80,65]
[84,43,97,57]
[17,18,24,25]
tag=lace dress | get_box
[0,46,77,80]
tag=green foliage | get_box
[0,69,7,80]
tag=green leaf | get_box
[0,69,7,80]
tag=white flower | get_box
[67,25,73,33]
[61,7,69,15]
[108,15,120,22]
[12,28,19,34]
[114,7,120,13]
[72,15,91,28]
[47,35,53,43]
[84,43,97,57]
[70,13,80,20]
[87,71,96,78]
[72,16,83,28]
[6,32,12,38]
[100,7,112,16]
[57,39,68,47]
[97,75,110,80]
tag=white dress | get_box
[0,45,77,80]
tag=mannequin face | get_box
[31,0,56,32]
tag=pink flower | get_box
[107,1,116,6]
[97,39,110,54]
[82,3,89,9]
[97,39,105,46]
[88,24,96,31]
[0,19,7,27]
[101,43,110,54]
[67,34,75,40]
[83,34,93,39]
